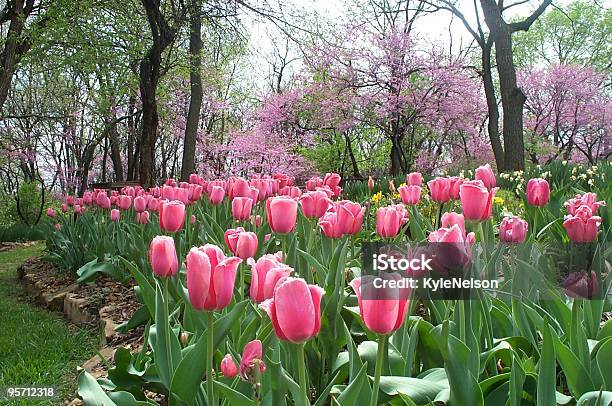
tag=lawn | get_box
[0,243,98,406]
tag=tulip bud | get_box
[134,196,147,212]
[159,200,186,233]
[475,164,496,190]
[266,196,298,234]
[368,176,374,191]
[149,236,178,277]
[110,209,120,222]
[221,354,238,378]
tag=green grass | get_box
[0,243,98,405]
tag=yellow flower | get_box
[371,191,383,203]
[493,196,505,206]
[392,193,400,200]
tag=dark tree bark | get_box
[479,0,552,171]
[0,0,43,111]
[109,122,124,181]
[180,0,203,181]
[481,39,504,169]
[344,133,363,179]
[138,0,183,187]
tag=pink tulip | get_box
[134,196,147,212]
[499,216,528,243]
[110,195,117,206]
[459,180,498,221]
[376,204,406,238]
[175,188,190,204]
[54,223,61,230]
[232,197,253,221]
[209,185,226,205]
[428,224,475,245]
[240,340,266,381]
[563,205,602,243]
[118,195,132,210]
[186,244,242,310]
[266,196,298,234]
[273,173,293,189]
[97,194,111,209]
[318,211,344,239]
[260,277,323,343]
[350,275,409,335]
[398,185,421,205]
[83,192,93,205]
[189,185,204,202]
[74,204,82,214]
[47,207,56,218]
[563,271,599,299]
[224,227,258,259]
[61,203,68,213]
[191,214,196,225]
[137,211,150,225]
[66,195,75,206]
[149,236,178,277]
[441,212,465,235]
[323,172,341,188]
[280,186,301,199]
[189,173,200,184]
[306,176,323,191]
[526,178,550,207]
[336,200,365,235]
[220,354,238,378]
[300,191,332,218]
[427,224,475,274]
[407,172,422,186]
[475,164,496,190]
[427,177,451,203]
[110,209,120,222]
[448,177,465,200]
[159,200,186,233]
[230,177,251,199]
[148,197,159,212]
[564,192,606,215]
[248,253,292,303]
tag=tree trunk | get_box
[109,122,124,181]
[0,0,38,112]
[138,0,180,187]
[180,0,203,181]
[480,0,530,171]
[344,132,362,179]
[390,136,403,175]
[481,42,505,170]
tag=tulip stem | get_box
[207,311,215,406]
[252,359,262,406]
[370,334,387,406]
[163,278,174,375]
[296,343,309,406]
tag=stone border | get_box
[17,263,123,378]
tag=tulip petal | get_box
[274,278,316,343]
